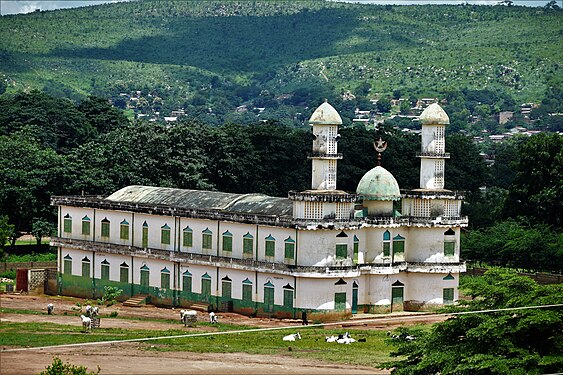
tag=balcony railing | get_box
[288,191,357,203]
[416,151,450,158]
[52,237,466,275]
[307,152,343,159]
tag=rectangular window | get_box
[265,240,275,257]
[183,230,193,247]
[183,276,192,293]
[82,261,90,277]
[443,288,454,304]
[161,273,170,289]
[142,227,148,248]
[64,259,72,274]
[335,292,346,311]
[393,241,405,255]
[120,267,128,283]
[242,284,252,302]
[243,238,253,255]
[283,289,293,308]
[383,242,391,257]
[284,242,295,260]
[336,244,347,259]
[81,221,90,236]
[120,223,129,240]
[444,241,455,257]
[101,221,110,238]
[101,264,110,280]
[161,228,171,245]
[63,218,72,233]
[222,235,232,252]
[202,233,212,250]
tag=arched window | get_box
[284,237,295,260]
[283,284,294,308]
[393,234,405,256]
[120,220,129,240]
[222,276,232,299]
[119,262,129,283]
[201,273,212,298]
[242,278,253,302]
[383,230,391,257]
[263,281,274,313]
[182,270,192,292]
[81,216,91,236]
[101,218,110,238]
[161,224,171,245]
[140,265,150,287]
[160,267,170,289]
[81,257,90,277]
[222,230,233,252]
[265,235,275,258]
[353,235,359,263]
[142,221,149,248]
[444,229,456,257]
[63,254,72,274]
[101,259,110,280]
[202,228,213,250]
[63,214,72,234]
[243,232,254,258]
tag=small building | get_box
[51,101,466,319]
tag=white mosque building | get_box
[51,101,466,319]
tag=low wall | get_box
[0,261,57,274]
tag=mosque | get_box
[51,101,466,318]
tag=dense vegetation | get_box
[0,1,561,125]
[382,269,563,374]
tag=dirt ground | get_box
[0,294,447,374]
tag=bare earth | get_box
[0,294,446,374]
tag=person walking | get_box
[301,310,308,325]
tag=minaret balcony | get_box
[307,152,343,159]
[288,190,357,203]
[416,151,450,159]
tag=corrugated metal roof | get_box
[106,185,293,217]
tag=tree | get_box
[0,215,14,260]
[31,218,55,245]
[78,96,129,135]
[544,1,560,10]
[376,98,392,113]
[382,269,563,374]
[40,356,100,375]
[503,133,563,228]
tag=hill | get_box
[0,0,561,122]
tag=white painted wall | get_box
[405,227,460,263]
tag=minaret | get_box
[309,100,343,190]
[417,103,450,189]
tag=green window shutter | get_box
[264,286,274,312]
[335,292,346,311]
[202,229,213,250]
[63,217,72,233]
[392,287,404,305]
[101,262,110,280]
[64,259,72,274]
[243,238,253,255]
[183,228,193,247]
[222,232,232,252]
[161,226,171,245]
[161,270,170,289]
[142,224,149,248]
[443,288,454,304]
[444,241,455,257]
[82,260,90,277]
[101,220,110,238]
[201,278,211,297]
[383,242,390,257]
[120,222,129,240]
[393,240,405,255]
[183,275,192,292]
[242,283,252,302]
[336,244,347,259]
[119,265,128,283]
[283,289,293,308]
[265,240,275,257]
[284,242,295,259]
[81,218,90,236]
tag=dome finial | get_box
[374,137,387,166]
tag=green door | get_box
[140,269,149,294]
[352,286,358,314]
[264,286,274,313]
[201,278,212,303]
[335,292,347,311]
[391,287,404,311]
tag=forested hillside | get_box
[0,0,561,122]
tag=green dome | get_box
[356,166,401,201]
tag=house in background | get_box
[51,101,466,319]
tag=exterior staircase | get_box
[190,302,210,312]
[123,294,149,307]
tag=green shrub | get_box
[109,311,118,318]
[39,356,100,375]
[4,252,56,262]
[0,270,16,280]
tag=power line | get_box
[2,303,562,353]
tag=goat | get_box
[325,335,338,343]
[209,311,218,324]
[47,303,54,315]
[282,332,301,342]
[85,305,93,317]
[80,315,92,332]
[181,310,197,327]
[91,306,99,317]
